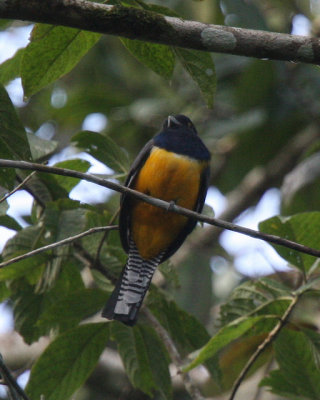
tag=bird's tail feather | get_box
[102,240,162,326]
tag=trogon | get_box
[102,115,211,325]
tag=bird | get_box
[102,114,211,325]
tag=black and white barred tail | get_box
[102,239,163,326]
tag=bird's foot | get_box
[167,200,176,211]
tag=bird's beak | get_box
[167,115,181,127]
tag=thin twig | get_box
[0,354,31,400]
[0,159,319,258]
[0,171,37,204]
[228,294,300,400]
[94,206,120,268]
[0,225,118,268]
[144,309,205,400]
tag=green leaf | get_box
[0,255,46,282]
[148,287,218,377]
[26,323,108,400]
[0,84,32,188]
[37,288,108,332]
[0,48,24,85]
[0,201,21,231]
[0,225,46,282]
[12,283,49,344]
[43,201,88,241]
[148,287,210,354]
[2,225,42,260]
[175,48,216,108]
[261,328,320,400]
[219,279,291,325]
[111,322,171,398]
[0,282,10,302]
[27,132,58,160]
[72,130,129,173]
[21,24,101,97]
[11,262,85,343]
[52,159,90,192]
[121,39,175,79]
[259,212,320,272]
[183,315,274,372]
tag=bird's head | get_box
[163,115,197,134]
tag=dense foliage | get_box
[0,1,320,399]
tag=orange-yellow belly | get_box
[131,147,206,259]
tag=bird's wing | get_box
[119,139,155,254]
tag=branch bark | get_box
[1,0,320,65]
[0,158,319,258]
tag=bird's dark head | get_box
[163,115,197,135]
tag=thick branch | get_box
[1,0,320,65]
[0,159,319,258]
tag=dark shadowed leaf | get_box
[37,288,108,332]
[0,84,31,188]
[261,328,320,399]
[175,48,216,108]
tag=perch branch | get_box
[0,158,319,258]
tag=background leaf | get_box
[0,84,32,188]
[72,130,129,173]
[175,48,216,108]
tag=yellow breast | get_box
[131,147,207,259]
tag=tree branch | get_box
[0,225,118,269]
[0,171,36,205]
[229,293,300,400]
[0,158,319,258]
[1,0,320,65]
[0,354,31,400]
[144,309,205,400]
